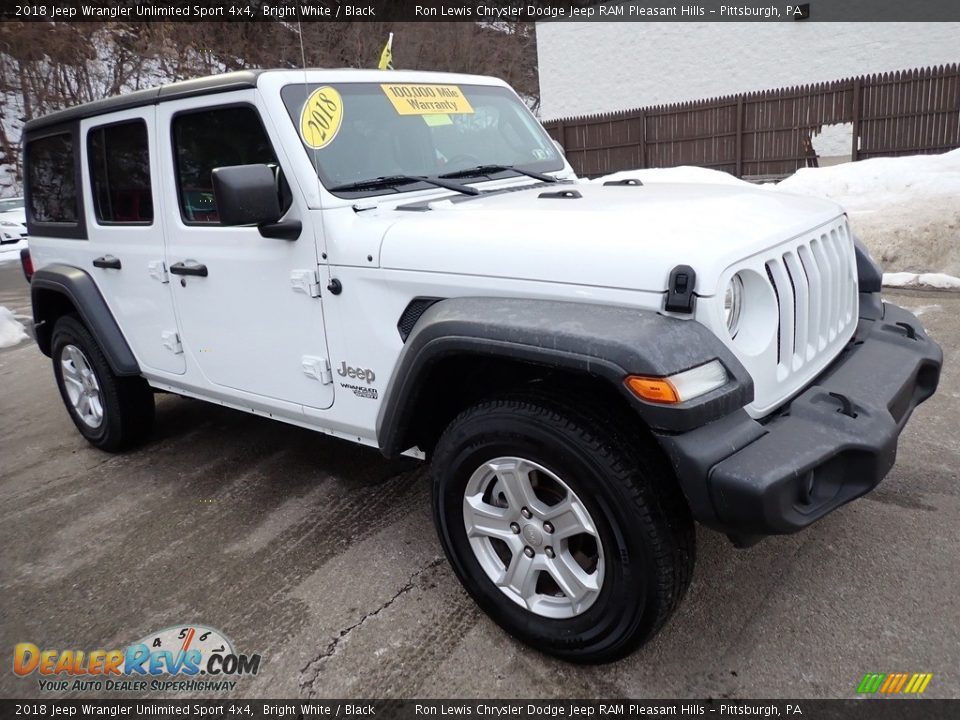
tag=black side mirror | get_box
[211,164,282,226]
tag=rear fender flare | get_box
[31,264,140,376]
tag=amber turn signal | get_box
[624,376,680,404]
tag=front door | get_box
[157,92,334,411]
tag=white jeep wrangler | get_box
[22,69,942,662]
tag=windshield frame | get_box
[280,81,564,200]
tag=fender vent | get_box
[397,297,443,341]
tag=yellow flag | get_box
[378,33,394,70]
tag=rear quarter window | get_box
[27,133,79,224]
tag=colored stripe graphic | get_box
[912,674,933,694]
[857,674,885,693]
[879,674,898,693]
[858,672,932,694]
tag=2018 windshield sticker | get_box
[381,84,475,115]
[300,86,343,150]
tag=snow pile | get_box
[0,306,28,348]
[882,272,960,290]
[775,150,960,278]
[591,166,750,187]
[0,237,27,264]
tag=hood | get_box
[378,182,844,296]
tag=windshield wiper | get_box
[328,174,480,196]
[439,164,559,183]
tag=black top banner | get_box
[2,0,960,22]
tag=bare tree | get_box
[0,20,539,192]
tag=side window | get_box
[172,106,282,224]
[88,120,153,224]
[27,133,78,224]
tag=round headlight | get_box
[724,274,744,337]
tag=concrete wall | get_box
[536,22,960,121]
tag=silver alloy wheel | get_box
[462,456,605,619]
[61,344,104,429]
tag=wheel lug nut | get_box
[510,522,521,534]
[523,546,535,558]
[521,507,532,519]
[543,521,554,534]
[545,546,555,559]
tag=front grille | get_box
[725,217,859,417]
[763,222,857,381]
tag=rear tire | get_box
[431,393,695,663]
[51,315,154,452]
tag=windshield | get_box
[281,82,563,197]
[0,198,24,212]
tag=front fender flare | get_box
[376,297,752,456]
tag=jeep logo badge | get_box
[522,524,543,546]
[337,361,376,384]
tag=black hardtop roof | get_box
[23,69,267,133]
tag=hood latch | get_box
[664,265,697,314]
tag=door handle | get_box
[93,255,121,270]
[169,261,208,277]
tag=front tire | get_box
[432,394,695,663]
[51,315,154,452]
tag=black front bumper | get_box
[658,297,942,537]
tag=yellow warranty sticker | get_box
[300,86,343,150]
[381,84,474,115]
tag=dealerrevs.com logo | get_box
[14,624,262,693]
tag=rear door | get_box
[80,109,185,375]
[156,91,334,410]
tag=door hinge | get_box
[148,260,169,284]
[161,330,183,355]
[302,356,332,385]
[290,269,321,298]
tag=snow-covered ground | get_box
[0,237,27,265]
[882,272,960,290]
[591,149,960,289]
[0,306,28,348]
